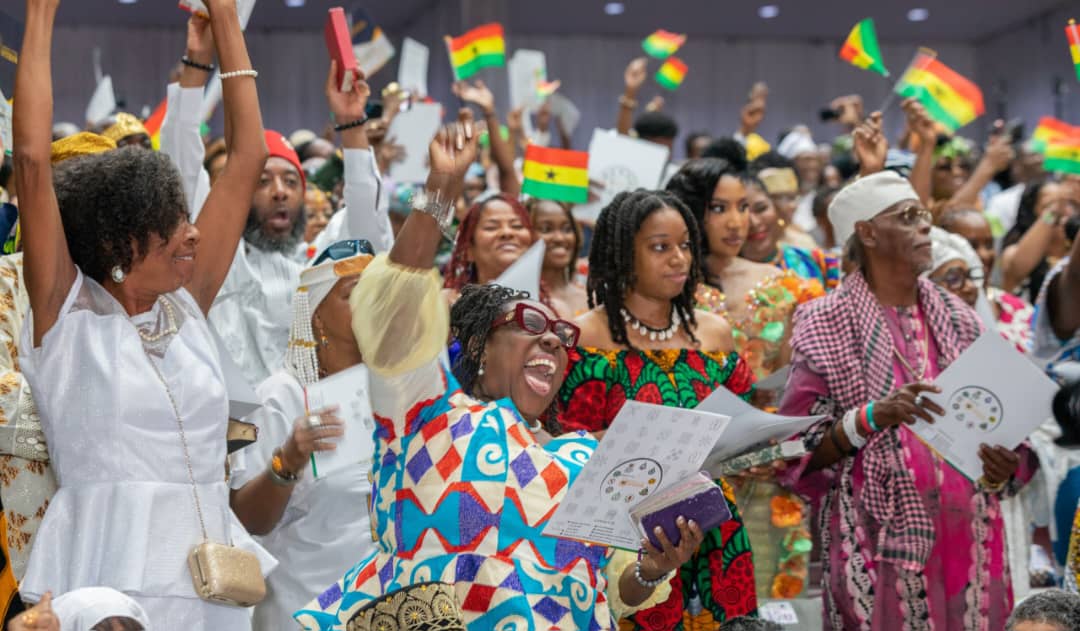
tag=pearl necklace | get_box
[620,307,681,341]
[138,297,178,343]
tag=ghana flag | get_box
[839,18,889,77]
[1031,116,1080,152]
[656,57,688,90]
[1044,140,1080,175]
[1068,19,1080,82]
[894,49,984,132]
[642,29,686,59]
[446,23,505,81]
[143,97,167,150]
[522,145,589,204]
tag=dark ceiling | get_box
[51,0,1070,42]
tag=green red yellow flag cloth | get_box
[656,57,688,90]
[839,18,889,77]
[1067,19,1080,82]
[642,30,686,59]
[446,23,506,81]
[143,97,167,150]
[894,49,984,132]
[1030,116,1080,174]
[522,144,589,204]
[1031,116,1080,152]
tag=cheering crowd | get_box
[2,0,1080,629]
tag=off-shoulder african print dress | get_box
[555,348,758,631]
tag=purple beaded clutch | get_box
[630,472,732,549]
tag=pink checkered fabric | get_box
[790,270,983,569]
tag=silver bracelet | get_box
[409,188,455,240]
[220,69,258,80]
[634,559,671,588]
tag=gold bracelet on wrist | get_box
[269,447,300,487]
[977,475,1007,494]
[618,95,638,110]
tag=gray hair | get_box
[1006,589,1080,631]
[720,618,783,631]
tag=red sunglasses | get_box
[491,303,580,348]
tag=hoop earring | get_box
[777,218,787,228]
[315,321,329,348]
[111,266,126,283]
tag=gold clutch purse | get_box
[188,540,267,607]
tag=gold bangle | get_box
[618,95,638,110]
[977,475,1007,494]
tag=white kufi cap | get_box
[828,170,920,248]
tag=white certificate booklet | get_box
[910,331,1058,481]
[572,129,670,222]
[695,384,822,472]
[387,103,443,183]
[542,401,730,550]
[304,364,376,479]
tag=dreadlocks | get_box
[586,189,701,349]
[665,157,751,281]
[449,283,530,394]
[444,193,534,290]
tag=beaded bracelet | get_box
[220,69,258,80]
[334,116,370,132]
[181,56,215,73]
[633,559,671,588]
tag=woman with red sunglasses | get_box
[299,118,702,631]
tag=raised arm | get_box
[454,80,519,197]
[902,98,936,207]
[14,0,76,345]
[616,57,647,136]
[948,131,1013,209]
[1049,235,1080,340]
[185,0,268,314]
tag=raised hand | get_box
[185,13,214,65]
[982,132,1016,174]
[453,80,496,117]
[325,60,371,124]
[902,97,936,152]
[853,111,888,176]
[624,57,648,94]
[645,96,665,113]
[426,111,479,200]
[9,592,59,631]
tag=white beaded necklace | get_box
[138,297,178,343]
[620,307,681,341]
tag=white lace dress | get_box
[18,270,275,629]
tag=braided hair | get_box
[449,283,530,394]
[444,193,534,290]
[587,189,701,349]
[665,157,750,281]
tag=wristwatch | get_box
[269,447,300,487]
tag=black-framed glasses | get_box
[932,266,984,290]
[312,239,375,266]
[491,303,580,348]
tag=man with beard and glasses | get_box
[159,54,393,384]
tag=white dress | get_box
[230,369,375,630]
[18,270,275,630]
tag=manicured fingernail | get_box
[654,526,663,534]
[676,516,686,525]
[688,519,698,528]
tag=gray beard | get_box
[243,206,307,254]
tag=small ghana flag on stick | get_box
[1067,19,1080,82]
[1031,116,1080,152]
[839,18,889,77]
[642,29,686,59]
[143,97,167,151]
[894,48,984,132]
[1044,139,1080,175]
[445,23,506,81]
[656,57,688,90]
[522,144,589,204]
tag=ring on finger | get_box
[305,414,322,429]
[913,394,926,407]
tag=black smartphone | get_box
[365,101,383,120]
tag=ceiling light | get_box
[118,0,137,4]
[758,5,779,19]
[907,8,929,22]
[285,0,305,6]
[604,2,625,16]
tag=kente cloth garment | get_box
[770,244,841,291]
[986,287,1034,354]
[18,270,275,630]
[696,271,825,379]
[158,83,392,386]
[779,270,1038,630]
[228,369,377,630]
[556,347,759,631]
[0,254,56,582]
[1066,499,1080,593]
[297,255,616,631]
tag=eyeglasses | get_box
[312,239,375,266]
[876,205,933,226]
[490,303,580,349]
[932,266,984,290]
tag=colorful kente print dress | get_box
[556,348,758,631]
[298,255,615,631]
[696,271,825,379]
[770,244,840,292]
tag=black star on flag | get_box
[545,169,557,181]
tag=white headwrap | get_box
[286,252,373,386]
[777,128,817,159]
[827,170,920,247]
[52,587,150,631]
[928,226,981,274]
